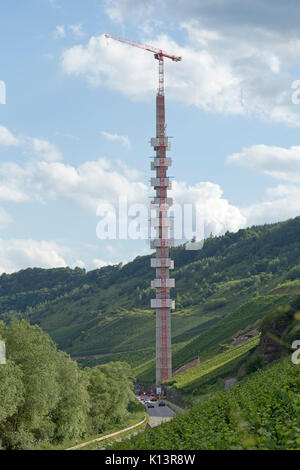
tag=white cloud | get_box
[137,19,164,37]
[32,138,62,162]
[172,181,246,235]
[115,159,139,179]
[62,34,156,92]
[69,24,85,39]
[72,259,86,269]
[101,131,131,149]
[0,157,147,213]
[242,184,300,226]
[0,153,246,237]
[53,24,85,41]
[0,128,61,200]
[61,33,241,115]
[0,127,62,162]
[228,143,300,225]
[0,128,61,199]
[0,126,20,146]
[61,3,300,127]
[92,258,112,268]
[4,124,294,247]
[103,0,300,36]
[0,183,29,202]
[0,239,67,274]
[228,145,300,183]
[104,0,159,25]
[0,134,247,237]
[54,25,66,39]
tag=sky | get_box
[1,0,300,273]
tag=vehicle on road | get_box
[147,403,155,408]
[150,397,158,401]
[158,401,166,407]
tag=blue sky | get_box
[1,0,300,273]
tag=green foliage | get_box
[0,359,24,425]
[127,399,144,414]
[2,320,61,428]
[0,219,299,448]
[110,358,300,450]
[1,218,300,368]
[203,297,227,312]
[171,294,288,370]
[2,217,300,384]
[50,352,90,442]
[286,265,300,281]
[257,294,300,365]
[83,362,134,434]
[78,346,156,369]
[165,337,259,393]
[261,294,300,343]
[245,353,264,374]
[0,320,135,450]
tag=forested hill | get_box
[1,216,300,380]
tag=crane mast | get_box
[105,33,181,387]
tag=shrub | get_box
[245,353,263,374]
[204,298,227,312]
[286,265,300,281]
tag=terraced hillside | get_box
[164,336,260,394]
[1,217,300,382]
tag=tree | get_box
[0,320,61,448]
[0,320,136,449]
[51,352,90,442]
[0,359,24,434]
[84,362,135,434]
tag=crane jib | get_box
[105,33,182,63]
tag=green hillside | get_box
[165,336,260,394]
[110,357,300,450]
[171,293,290,369]
[1,217,300,382]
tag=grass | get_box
[39,409,146,451]
[93,413,149,450]
[269,278,300,294]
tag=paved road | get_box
[144,401,175,427]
